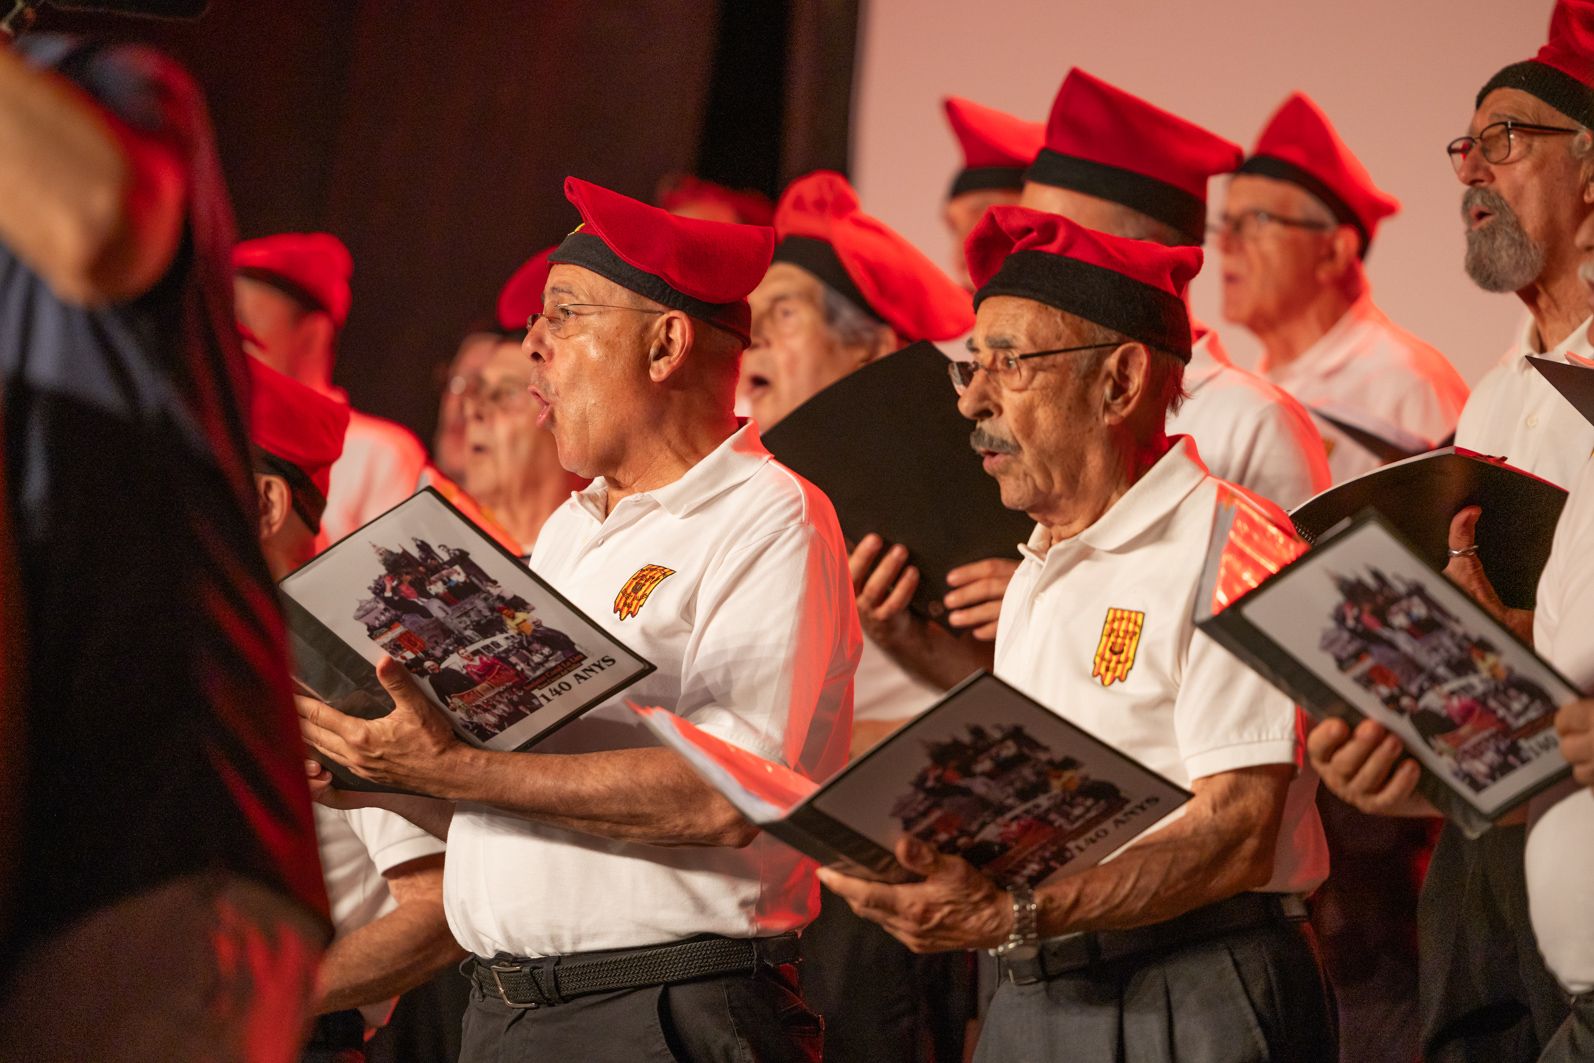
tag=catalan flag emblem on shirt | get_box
[1092,607,1145,687]
[614,564,675,621]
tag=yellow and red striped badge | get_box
[1092,607,1146,687]
[614,564,675,621]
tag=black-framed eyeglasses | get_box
[1207,209,1333,243]
[1447,120,1581,173]
[947,342,1123,395]
[526,302,666,337]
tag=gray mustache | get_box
[1461,186,1515,225]
[970,427,1018,455]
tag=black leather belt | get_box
[470,933,801,1009]
[1000,892,1309,985]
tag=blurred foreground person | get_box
[0,22,327,1063]
[234,232,430,543]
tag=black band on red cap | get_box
[770,236,886,325]
[550,231,752,344]
[235,265,336,322]
[251,446,328,534]
[1024,149,1207,244]
[973,250,1192,361]
[1478,60,1594,131]
[949,165,1029,199]
[1235,154,1371,257]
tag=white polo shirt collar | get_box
[1019,436,1209,563]
[571,423,771,523]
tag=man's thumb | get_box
[1448,505,1482,551]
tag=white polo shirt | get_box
[1262,295,1469,484]
[443,425,860,958]
[994,436,1328,897]
[1166,329,1331,509]
[315,805,446,1027]
[1454,313,1594,489]
[1525,452,1594,995]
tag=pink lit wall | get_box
[852,0,1547,383]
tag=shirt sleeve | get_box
[1174,624,1304,781]
[1223,399,1333,512]
[339,806,446,877]
[676,519,859,781]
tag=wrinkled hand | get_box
[943,557,1018,641]
[1557,698,1594,789]
[1443,506,1533,641]
[849,535,993,689]
[296,656,465,795]
[1306,717,1428,816]
[818,836,1011,953]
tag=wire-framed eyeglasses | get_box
[527,303,666,337]
[948,342,1123,395]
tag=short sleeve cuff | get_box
[686,706,789,767]
[1183,737,1299,782]
[369,833,447,877]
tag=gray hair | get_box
[820,283,892,349]
[1069,317,1189,416]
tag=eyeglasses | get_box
[947,342,1123,395]
[1207,210,1333,243]
[526,302,665,337]
[456,376,534,414]
[1447,120,1581,173]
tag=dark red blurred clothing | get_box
[0,35,328,974]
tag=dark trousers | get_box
[800,887,976,1063]
[1419,823,1570,1062]
[972,921,1336,1063]
[1309,791,1435,1063]
[459,960,821,1063]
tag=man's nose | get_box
[956,368,997,423]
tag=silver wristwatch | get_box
[992,885,1040,962]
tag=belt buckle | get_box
[488,962,540,1010]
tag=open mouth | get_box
[1468,204,1495,230]
[744,373,772,396]
[528,386,553,429]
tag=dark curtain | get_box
[36,1,860,448]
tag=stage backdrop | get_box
[852,0,1545,385]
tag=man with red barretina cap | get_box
[297,177,858,1063]
[1021,68,1332,511]
[740,169,982,1063]
[234,232,431,545]
[821,207,1333,1061]
[1308,3,1594,1059]
[246,360,462,1063]
[1221,92,1469,482]
[942,97,1044,283]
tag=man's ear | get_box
[1324,226,1362,277]
[647,311,695,382]
[1099,342,1149,425]
[255,473,294,541]
[859,325,900,367]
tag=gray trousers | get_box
[458,962,821,1063]
[972,921,1336,1063]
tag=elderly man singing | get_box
[821,207,1333,1062]
[300,177,859,1063]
